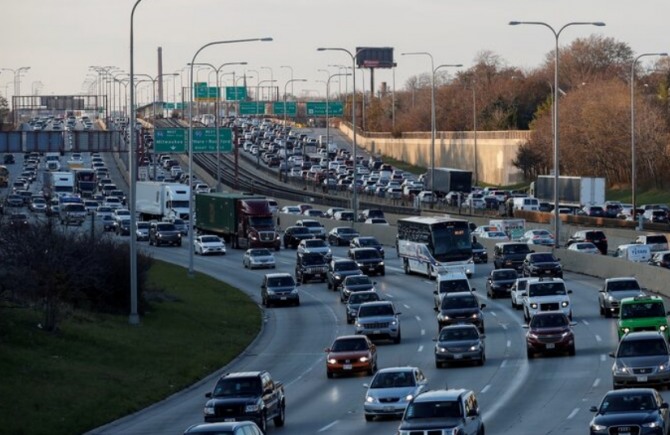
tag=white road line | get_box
[566,408,579,420]
[403,304,411,309]
[490,311,497,317]
[421,329,426,336]
[481,384,491,393]
[501,324,508,330]
[601,354,606,362]
[506,340,511,348]
[318,420,339,432]
[593,378,601,388]
[500,360,507,368]
[595,335,602,342]
[415,315,421,322]
[582,319,590,326]
[418,345,424,352]
[385,293,394,299]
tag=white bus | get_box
[397,216,474,279]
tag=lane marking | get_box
[418,345,424,352]
[415,315,422,322]
[595,335,602,342]
[500,360,507,368]
[582,319,590,326]
[490,311,497,317]
[501,324,508,330]
[593,378,600,388]
[318,420,339,432]
[567,408,579,419]
[601,354,606,362]
[385,293,395,299]
[403,304,411,309]
[421,329,426,336]
[506,340,511,348]
[481,384,491,394]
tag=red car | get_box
[525,311,576,358]
[325,335,377,378]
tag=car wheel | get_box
[327,371,333,379]
[511,298,516,309]
[243,261,247,268]
[364,414,374,422]
[393,331,401,344]
[436,360,446,369]
[273,403,285,427]
[294,298,300,307]
[479,353,486,366]
[346,317,353,324]
[527,348,534,359]
[523,309,529,323]
[258,412,267,433]
[327,280,332,289]
[380,268,385,276]
[568,345,576,356]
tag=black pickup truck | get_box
[204,371,285,433]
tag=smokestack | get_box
[157,47,164,104]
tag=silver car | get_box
[136,222,150,241]
[243,248,275,269]
[355,301,401,344]
[611,331,670,389]
[598,277,645,318]
[434,324,486,368]
[297,238,332,261]
[363,367,428,421]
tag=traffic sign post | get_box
[306,101,344,117]
[194,82,208,100]
[273,101,297,116]
[225,86,247,101]
[154,128,233,153]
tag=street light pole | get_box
[261,66,274,100]
[187,37,273,276]
[280,65,294,98]
[402,52,461,198]
[510,20,605,248]
[325,72,351,192]
[631,52,667,217]
[282,78,307,181]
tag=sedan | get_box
[325,335,377,378]
[486,268,518,299]
[242,248,276,269]
[589,388,670,435]
[522,252,563,278]
[194,235,227,255]
[349,236,385,258]
[183,421,264,435]
[523,229,554,246]
[434,324,486,368]
[328,227,360,246]
[136,222,150,241]
[5,194,24,207]
[29,197,48,213]
[340,274,376,303]
[525,311,576,358]
[567,242,601,254]
[363,367,428,421]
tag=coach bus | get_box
[397,216,474,279]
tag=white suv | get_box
[522,277,573,322]
[510,277,531,310]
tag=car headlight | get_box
[613,364,629,375]
[405,394,414,402]
[266,289,275,295]
[607,295,616,301]
[334,274,342,280]
[204,405,215,415]
[530,303,538,309]
[365,396,375,403]
[436,346,447,352]
[391,320,397,326]
[327,358,337,364]
[661,325,667,332]
[622,327,630,334]
[469,345,479,351]
[560,331,572,338]
[359,356,369,362]
[379,261,384,266]
[643,421,661,428]
[245,403,260,413]
[437,314,449,321]
[357,262,365,267]
[591,424,607,431]
[250,236,257,241]
[528,333,539,339]
[471,313,479,319]
[561,301,569,308]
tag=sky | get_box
[2,0,669,103]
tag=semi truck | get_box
[426,167,473,194]
[43,171,75,198]
[136,181,191,221]
[72,168,97,197]
[531,175,605,207]
[195,192,281,250]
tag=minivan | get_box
[512,197,540,211]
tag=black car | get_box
[295,252,329,284]
[472,241,488,263]
[327,258,362,291]
[149,222,182,247]
[522,252,563,278]
[8,212,29,228]
[567,229,608,255]
[339,274,376,303]
[328,226,360,246]
[348,247,385,276]
[283,226,313,249]
[436,292,486,333]
[115,218,131,236]
[349,236,385,258]
[486,268,517,299]
[589,388,670,435]
[3,154,15,164]
[493,242,533,271]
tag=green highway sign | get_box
[306,101,344,117]
[194,82,208,99]
[153,128,233,153]
[273,101,297,116]
[239,101,265,115]
[226,86,247,101]
[154,128,187,153]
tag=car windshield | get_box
[338,228,356,234]
[301,221,321,228]
[576,243,596,250]
[358,304,394,317]
[267,276,294,287]
[531,253,556,263]
[354,249,379,259]
[137,223,150,229]
[335,261,358,271]
[438,279,470,293]
[530,314,569,328]
[198,236,219,243]
[439,327,479,341]
[621,302,666,319]
[607,280,640,292]
[331,338,368,352]
[305,240,326,248]
[528,282,566,297]
[370,371,415,389]
[348,293,380,305]
[600,393,658,413]
[617,338,668,357]
[443,296,478,309]
[212,378,261,397]
[503,244,530,254]
[405,401,463,419]
[346,276,372,286]
[359,238,379,247]
[292,227,311,235]
[493,270,517,280]
[157,224,176,231]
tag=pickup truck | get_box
[204,371,285,433]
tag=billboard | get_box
[356,47,394,68]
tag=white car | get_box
[480,231,509,240]
[510,277,531,309]
[193,235,226,255]
[523,229,554,246]
[522,277,573,322]
[280,205,301,215]
[365,218,389,225]
[242,248,276,269]
[567,242,600,254]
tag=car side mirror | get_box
[608,352,615,358]
[598,289,604,293]
[205,392,212,398]
[396,312,402,316]
[567,290,573,294]
[661,403,669,409]
[434,306,439,312]
[556,258,561,261]
[589,405,598,412]
[480,304,486,309]
[363,383,369,388]
[569,322,577,327]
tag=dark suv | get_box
[327,258,362,291]
[436,292,486,333]
[149,222,182,247]
[493,242,533,271]
[283,226,313,249]
[567,229,608,255]
[295,252,329,283]
[348,247,385,276]
[522,252,563,278]
[398,389,485,435]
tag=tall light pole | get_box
[510,20,605,248]
[261,66,274,100]
[326,72,351,191]
[188,37,273,276]
[631,52,667,217]
[280,65,293,98]
[282,78,307,180]
[401,52,461,198]
[256,79,276,117]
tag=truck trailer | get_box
[531,175,605,207]
[426,167,473,194]
[136,181,191,221]
[195,193,281,250]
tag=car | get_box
[434,324,486,368]
[149,222,182,247]
[349,236,385,258]
[193,235,226,256]
[524,311,576,358]
[135,221,150,241]
[522,252,563,278]
[649,250,670,268]
[471,241,488,264]
[567,242,601,254]
[327,258,362,291]
[365,218,389,225]
[103,196,123,210]
[345,291,381,324]
[325,335,377,378]
[243,248,277,268]
[433,271,474,311]
[333,210,355,221]
[634,234,669,253]
[324,207,345,219]
[83,200,99,215]
[100,215,115,232]
[3,154,15,164]
[617,296,670,339]
[95,206,114,219]
[510,277,531,309]
[643,209,669,224]
[567,229,608,255]
[8,212,29,228]
[297,238,332,261]
[522,277,573,322]
[282,225,313,249]
[598,277,645,318]
[5,194,24,207]
[611,331,670,389]
[279,205,301,214]
[589,388,670,435]
[398,389,485,435]
[486,268,518,299]
[522,229,555,246]
[340,274,376,303]
[295,218,326,239]
[363,367,428,421]
[168,218,189,236]
[348,247,385,276]
[115,218,131,236]
[493,242,533,271]
[294,251,329,284]
[261,272,300,307]
[328,226,360,246]
[29,197,48,213]
[183,421,264,435]
[355,300,402,343]
[436,292,486,333]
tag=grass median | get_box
[0,260,261,435]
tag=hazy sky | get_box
[2,0,668,102]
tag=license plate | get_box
[343,364,352,370]
[383,406,395,412]
[373,330,381,335]
[224,418,235,422]
[453,354,463,359]
[637,376,648,382]
[280,297,287,300]
[545,343,555,349]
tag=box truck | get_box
[531,175,605,207]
